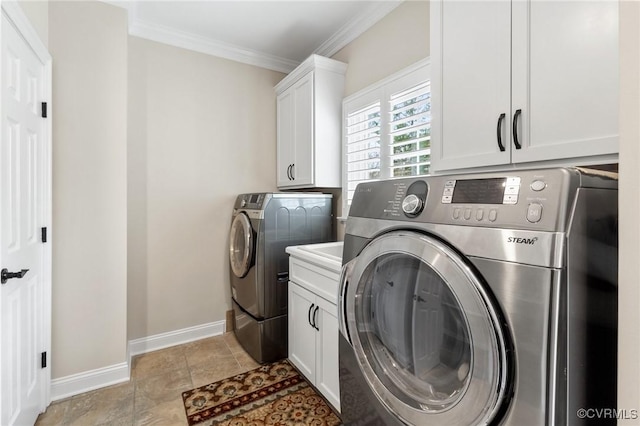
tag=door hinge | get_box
[41,102,47,118]
[41,352,47,369]
[41,227,47,243]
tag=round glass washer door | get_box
[229,212,253,278]
[344,231,511,425]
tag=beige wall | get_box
[17,0,48,47]
[125,2,428,339]
[127,37,282,339]
[618,1,640,420]
[332,0,429,98]
[49,1,128,378]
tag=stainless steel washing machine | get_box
[229,192,333,363]
[338,168,617,425]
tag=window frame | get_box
[341,58,431,218]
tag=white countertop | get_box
[285,241,343,274]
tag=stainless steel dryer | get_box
[230,192,332,363]
[338,168,617,425]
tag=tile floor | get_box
[35,332,260,425]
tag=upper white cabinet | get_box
[430,0,619,173]
[275,55,347,189]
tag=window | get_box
[342,59,430,215]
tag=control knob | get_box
[402,194,424,216]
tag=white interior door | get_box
[1,8,51,426]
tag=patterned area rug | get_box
[181,359,341,425]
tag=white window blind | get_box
[345,102,381,203]
[342,59,430,215]
[389,81,431,178]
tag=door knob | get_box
[1,268,29,284]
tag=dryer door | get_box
[343,231,512,425]
[229,212,254,278]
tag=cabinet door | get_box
[277,89,295,187]
[288,282,316,381]
[431,0,512,173]
[315,297,341,412]
[291,72,314,186]
[511,1,618,164]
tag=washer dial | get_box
[402,194,424,216]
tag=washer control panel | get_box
[235,193,266,210]
[347,168,604,232]
[434,172,560,226]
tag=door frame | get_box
[0,0,52,411]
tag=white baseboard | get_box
[51,362,129,401]
[50,320,226,401]
[128,320,226,359]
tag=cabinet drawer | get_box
[289,257,339,305]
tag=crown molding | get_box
[275,54,348,95]
[129,18,299,74]
[314,0,404,58]
[100,0,404,74]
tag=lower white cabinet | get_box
[288,281,340,412]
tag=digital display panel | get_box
[452,178,507,204]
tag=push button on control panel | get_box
[464,208,472,220]
[503,194,518,204]
[503,177,520,204]
[530,180,546,192]
[442,180,456,204]
[476,209,484,221]
[527,203,543,223]
[488,209,498,222]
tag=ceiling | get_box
[107,1,404,73]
